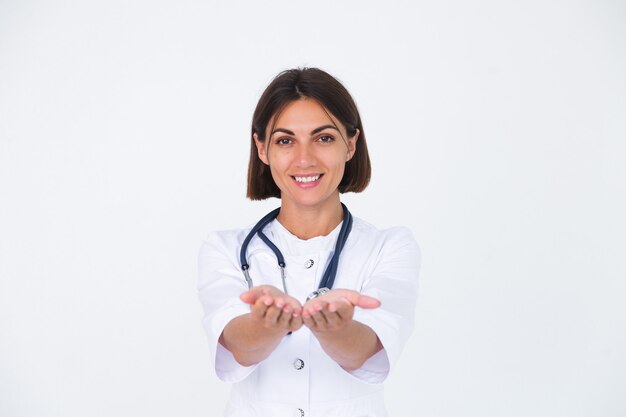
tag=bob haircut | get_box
[247,67,371,200]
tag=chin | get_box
[293,196,335,209]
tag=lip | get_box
[291,173,323,189]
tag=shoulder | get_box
[202,227,249,247]
[347,217,421,270]
[351,217,420,252]
[198,225,254,261]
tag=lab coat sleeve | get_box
[197,231,258,383]
[350,227,421,384]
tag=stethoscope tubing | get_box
[239,204,353,295]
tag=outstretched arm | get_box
[220,285,303,366]
[302,289,382,371]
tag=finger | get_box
[285,297,303,317]
[257,285,283,299]
[277,306,293,329]
[322,309,343,330]
[264,304,282,324]
[335,291,380,309]
[260,294,281,323]
[328,297,351,313]
[355,294,381,309]
[262,295,274,307]
[274,297,286,310]
[301,299,323,322]
[330,299,354,321]
[291,305,301,318]
[289,315,304,332]
[250,296,270,320]
[311,310,328,330]
[280,301,294,321]
[302,299,324,318]
[240,287,263,304]
[301,313,316,330]
[281,301,302,319]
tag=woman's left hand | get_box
[301,289,380,333]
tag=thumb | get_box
[240,287,262,304]
[335,289,381,309]
[355,294,381,309]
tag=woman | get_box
[198,67,421,417]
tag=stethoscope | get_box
[239,203,353,301]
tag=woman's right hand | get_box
[240,285,304,333]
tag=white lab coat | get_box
[197,215,420,417]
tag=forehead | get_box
[272,98,340,130]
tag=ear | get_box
[253,132,270,165]
[346,128,359,161]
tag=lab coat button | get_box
[304,259,314,269]
[293,358,305,370]
[295,408,304,417]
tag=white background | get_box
[1,1,625,416]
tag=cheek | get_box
[326,152,348,173]
[267,150,291,169]
[335,163,347,179]
[267,152,291,182]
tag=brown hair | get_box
[247,67,371,200]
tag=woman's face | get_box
[254,98,358,212]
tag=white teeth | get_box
[294,175,320,183]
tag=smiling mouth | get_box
[292,174,322,183]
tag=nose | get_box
[295,143,316,168]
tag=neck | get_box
[277,196,344,240]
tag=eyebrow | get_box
[271,124,340,136]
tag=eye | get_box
[317,135,335,143]
[275,137,293,145]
